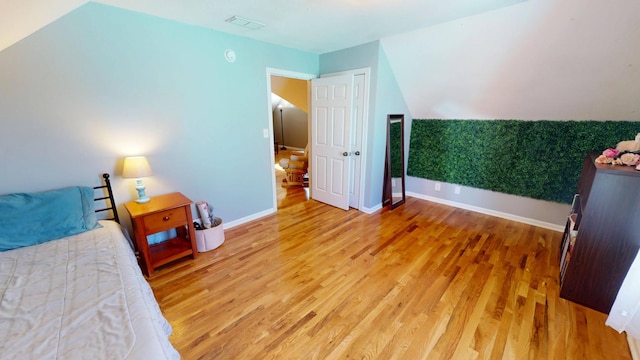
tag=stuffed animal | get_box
[616,133,640,152]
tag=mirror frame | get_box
[383,114,406,209]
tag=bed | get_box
[607,247,640,360]
[0,174,180,359]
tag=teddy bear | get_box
[616,133,640,152]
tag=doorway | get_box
[265,67,369,212]
[266,69,315,211]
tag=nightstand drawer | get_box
[143,208,188,233]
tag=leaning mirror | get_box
[383,114,405,209]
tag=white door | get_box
[348,74,365,209]
[310,75,352,210]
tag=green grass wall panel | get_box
[407,120,640,204]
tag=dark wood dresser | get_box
[559,152,640,313]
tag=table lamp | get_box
[122,156,153,203]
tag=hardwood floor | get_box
[148,195,632,359]
[274,148,309,209]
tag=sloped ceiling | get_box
[271,76,309,113]
[1,0,524,54]
[0,0,88,53]
[382,0,640,120]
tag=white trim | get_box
[266,68,316,81]
[265,68,316,211]
[360,203,382,214]
[218,192,564,232]
[406,191,565,232]
[629,334,639,360]
[223,208,275,229]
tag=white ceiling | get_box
[1,0,525,54]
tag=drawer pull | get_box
[163,216,170,221]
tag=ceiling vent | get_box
[225,16,265,30]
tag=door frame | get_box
[320,68,370,211]
[264,67,370,212]
[265,68,316,211]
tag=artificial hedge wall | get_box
[407,120,640,204]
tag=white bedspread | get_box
[0,221,180,359]
[606,248,640,338]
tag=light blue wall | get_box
[319,41,410,209]
[0,3,318,227]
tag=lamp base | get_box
[135,179,150,203]
[136,196,150,204]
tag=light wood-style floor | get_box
[273,148,310,209]
[148,172,631,359]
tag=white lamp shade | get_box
[122,156,153,178]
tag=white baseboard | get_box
[223,208,275,229]
[630,333,640,360]
[280,146,304,151]
[360,203,382,214]
[214,193,564,233]
[195,208,276,230]
[406,192,565,232]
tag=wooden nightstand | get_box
[124,192,198,277]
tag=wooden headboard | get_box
[93,173,119,223]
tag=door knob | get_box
[354,151,361,156]
[342,152,349,156]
